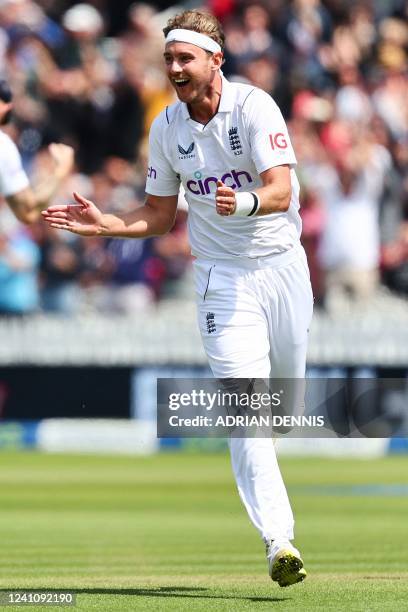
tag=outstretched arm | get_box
[6,144,74,225]
[42,191,179,238]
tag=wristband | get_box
[233,191,260,217]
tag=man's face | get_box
[164,42,219,104]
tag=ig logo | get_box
[269,133,288,150]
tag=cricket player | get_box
[43,10,313,587]
[0,79,74,225]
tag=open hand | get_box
[41,192,104,236]
[215,180,236,216]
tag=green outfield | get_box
[0,450,407,611]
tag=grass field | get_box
[0,450,407,611]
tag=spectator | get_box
[381,135,408,294]
[0,78,74,224]
[309,124,392,301]
[38,226,84,314]
[0,0,406,312]
[0,206,40,315]
[299,182,325,305]
[23,3,146,173]
[101,237,162,313]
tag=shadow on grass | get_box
[0,586,290,603]
[363,576,404,580]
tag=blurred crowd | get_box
[0,0,407,315]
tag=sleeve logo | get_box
[269,133,288,150]
[178,142,195,159]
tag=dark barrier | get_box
[0,367,131,419]
[1,366,407,435]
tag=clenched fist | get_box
[48,143,74,178]
[215,180,236,216]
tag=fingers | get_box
[215,180,236,216]
[42,213,83,234]
[41,205,69,214]
[73,191,92,206]
[41,191,88,214]
[48,144,75,175]
[216,205,234,216]
[216,196,234,204]
[48,143,59,155]
[44,216,81,234]
[48,143,58,157]
[216,201,236,215]
[48,219,74,232]
[42,211,68,220]
[216,179,234,196]
[42,214,69,225]
[48,143,74,156]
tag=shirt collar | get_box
[180,74,235,121]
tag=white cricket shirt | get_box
[314,146,391,270]
[0,130,29,197]
[145,76,301,260]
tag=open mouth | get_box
[173,78,190,88]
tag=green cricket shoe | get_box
[266,540,307,587]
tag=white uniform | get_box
[0,131,29,197]
[146,76,313,542]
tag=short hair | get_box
[163,10,225,52]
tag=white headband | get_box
[165,28,222,54]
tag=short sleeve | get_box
[0,133,29,197]
[244,89,297,174]
[145,113,180,197]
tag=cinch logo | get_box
[147,166,156,179]
[186,169,253,195]
[269,133,288,150]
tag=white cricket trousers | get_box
[193,245,313,541]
